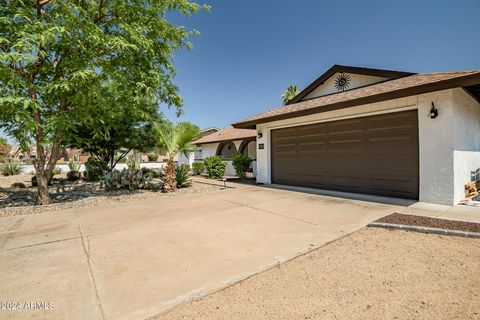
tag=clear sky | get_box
[164,0,480,129]
[2,0,479,142]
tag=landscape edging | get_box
[368,222,480,239]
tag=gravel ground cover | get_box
[155,228,480,320]
[0,174,223,217]
[377,213,480,233]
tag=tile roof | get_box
[193,127,256,145]
[233,70,480,128]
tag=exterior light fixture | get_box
[430,102,439,119]
[257,131,263,139]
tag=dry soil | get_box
[155,227,480,320]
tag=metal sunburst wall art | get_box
[334,73,351,91]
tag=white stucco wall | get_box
[178,152,195,167]
[255,88,480,204]
[195,142,237,176]
[19,162,166,174]
[303,73,388,100]
[417,90,455,204]
[452,88,480,202]
[198,143,219,158]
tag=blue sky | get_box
[164,0,480,129]
[2,1,479,142]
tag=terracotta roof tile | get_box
[233,70,480,128]
[193,127,256,145]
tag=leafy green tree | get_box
[65,84,164,169]
[0,0,206,204]
[281,85,300,105]
[156,122,200,192]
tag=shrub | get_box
[52,166,63,176]
[100,167,154,191]
[147,153,159,162]
[84,158,108,181]
[66,171,81,181]
[176,164,191,188]
[10,182,26,189]
[68,155,81,172]
[1,160,21,176]
[204,156,226,179]
[232,154,253,180]
[192,161,205,175]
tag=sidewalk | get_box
[398,202,480,223]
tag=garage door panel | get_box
[368,113,416,130]
[298,124,326,137]
[328,139,364,153]
[328,118,363,134]
[271,110,419,199]
[368,135,416,153]
[298,141,326,153]
[274,145,296,153]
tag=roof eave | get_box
[193,136,256,146]
[287,64,415,105]
[232,73,480,129]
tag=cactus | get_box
[68,155,81,172]
[100,167,156,191]
[126,154,141,172]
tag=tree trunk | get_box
[163,158,177,193]
[33,139,62,205]
[33,147,52,205]
[36,172,51,205]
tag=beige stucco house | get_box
[232,65,480,205]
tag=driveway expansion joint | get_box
[221,198,322,227]
[75,212,106,320]
[368,222,480,239]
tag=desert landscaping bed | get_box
[0,174,223,218]
[155,228,480,320]
[376,213,480,233]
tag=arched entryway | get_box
[216,141,237,160]
[239,139,256,160]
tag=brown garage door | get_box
[271,110,419,199]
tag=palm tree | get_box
[157,122,200,192]
[281,85,300,105]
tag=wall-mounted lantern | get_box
[430,102,439,119]
[257,131,263,139]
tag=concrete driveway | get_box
[0,183,404,320]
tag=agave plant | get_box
[1,159,21,176]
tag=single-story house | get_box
[192,126,257,176]
[178,127,220,167]
[232,65,480,205]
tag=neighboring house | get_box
[232,65,480,205]
[192,127,257,176]
[9,145,37,160]
[178,127,220,167]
